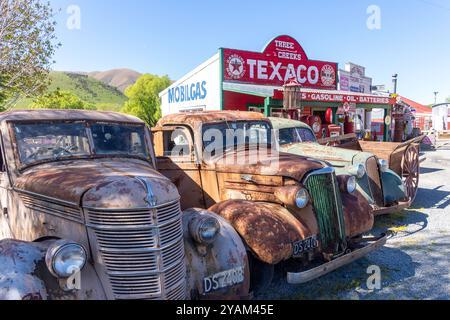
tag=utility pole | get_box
[392,74,398,94]
[433,91,439,104]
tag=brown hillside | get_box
[88,68,142,93]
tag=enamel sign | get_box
[222,35,338,90]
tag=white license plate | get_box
[293,235,319,257]
[203,266,245,294]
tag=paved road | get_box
[257,143,450,300]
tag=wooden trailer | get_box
[319,135,426,203]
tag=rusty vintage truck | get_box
[152,111,387,291]
[0,110,250,300]
[270,117,413,216]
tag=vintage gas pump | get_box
[282,79,303,120]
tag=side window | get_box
[163,128,191,157]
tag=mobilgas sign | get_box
[168,81,207,104]
[222,35,338,90]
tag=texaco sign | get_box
[222,35,338,90]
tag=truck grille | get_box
[366,157,384,207]
[85,200,186,300]
[304,168,346,254]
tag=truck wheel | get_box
[248,253,274,295]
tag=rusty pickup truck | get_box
[0,110,250,300]
[152,111,387,292]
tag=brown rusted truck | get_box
[152,111,387,292]
[0,110,250,300]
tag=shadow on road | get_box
[373,209,428,239]
[420,167,444,174]
[414,186,450,209]
[256,246,417,300]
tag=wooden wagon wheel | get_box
[401,144,420,203]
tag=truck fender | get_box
[182,208,250,300]
[341,190,374,238]
[381,169,408,205]
[209,200,313,265]
[0,240,48,300]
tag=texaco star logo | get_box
[226,54,245,80]
[321,64,336,86]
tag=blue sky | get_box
[50,0,450,104]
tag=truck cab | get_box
[152,111,387,290]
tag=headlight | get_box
[189,216,221,244]
[45,240,87,278]
[348,164,366,179]
[337,175,357,194]
[378,159,389,172]
[347,176,357,193]
[295,188,310,209]
[275,185,310,208]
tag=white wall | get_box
[432,105,449,131]
[159,53,221,116]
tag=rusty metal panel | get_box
[210,200,313,265]
[156,157,205,210]
[341,191,374,238]
[366,157,384,206]
[217,173,282,203]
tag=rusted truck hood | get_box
[280,143,362,167]
[204,149,324,182]
[14,159,179,208]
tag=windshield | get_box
[13,121,149,166]
[278,127,317,145]
[14,122,91,165]
[91,123,148,158]
[202,121,272,151]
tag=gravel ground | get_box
[256,142,450,300]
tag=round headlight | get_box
[46,241,87,278]
[295,188,310,209]
[349,164,366,179]
[189,216,221,244]
[378,159,389,172]
[347,176,357,194]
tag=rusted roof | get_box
[0,109,144,123]
[156,111,266,129]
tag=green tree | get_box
[121,74,171,126]
[0,0,59,111]
[31,88,95,110]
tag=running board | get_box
[287,234,388,284]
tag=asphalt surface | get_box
[257,142,450,300]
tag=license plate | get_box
[293,235,319,257]
[203,266,245,294]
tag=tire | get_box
[248,253,274,295]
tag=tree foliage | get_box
[121,74,171,127]
[30,88,95,110]
[0,0,59,110]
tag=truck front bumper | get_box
[287,233,388,284]
[372,201,411,216]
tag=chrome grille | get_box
[366,157,384,206]
[86,199,186,300]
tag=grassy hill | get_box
[89,68,141,93]
[14,71,128,111]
